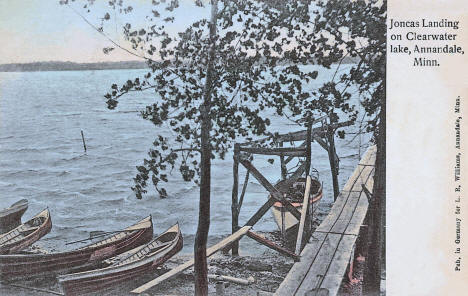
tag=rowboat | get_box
[0,208,51,254]
[58,223,182,296]
[0,215,153,281]
[270,177,323,235]
[0,199,29,234]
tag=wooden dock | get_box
[275,146,376,296]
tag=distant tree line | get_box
[0,56,359,73]
[0,61,147,72]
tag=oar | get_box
[64,230,128,245]
[89,230,128,238]
[65,223,151,245]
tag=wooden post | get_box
[231,143,240,256]
[280,142,287,180]
[295,176,311,255]
[327,126,339,201]
[80,130,87,153]
[305,120,312,176]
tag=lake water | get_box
[0,68,370,257]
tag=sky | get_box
[0,0,208,64]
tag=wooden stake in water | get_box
[81,130,87,153]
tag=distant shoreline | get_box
[0,57,359,73]
[0,61,148,73]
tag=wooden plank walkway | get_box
[275,146,377,296]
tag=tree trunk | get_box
[363,80,386,295]
[194,1,218,295]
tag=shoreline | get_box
[0,249,293,296]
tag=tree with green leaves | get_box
[60,0,385,294]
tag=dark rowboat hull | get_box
[0,215,153,281]
[59,223,182,296]
[270,177,323,235]
[0,208,51,254]
[0,199,28,234]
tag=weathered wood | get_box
[239,146,306,157]
[131,226,252,294]
[284,141,307,165]
[295,176,312,255]
[245,198,276,227]
[247,231,299,261]
[208,274,255,285]
[237,170,250,211]
[275,121,353,143]
[231,144,240,256]
[275,146,377,296]
[323,234,356,284]
[316,157,374,234]
[329,192,362,235]
[80,130,87,153]
[290,162,306,180]
[239,159,301,220]
[275,232,328,295]
[280,142,287,180]
[315,191,352,234]
[240,121,353,146]
[305,121,312,176]
[294,233,342,296]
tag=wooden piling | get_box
[279,142,287,180]
[305,120,312,176]
[81,130,87,153]
[231,144,240,256]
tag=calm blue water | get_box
[0,68,369,256]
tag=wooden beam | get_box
[247,231,299,261]
[131,226,252,294]
[245,198,276,226]
[314,136,329,151]
[208,274,255,285]
[239,121,353,146]
[239,146,306,157]
[284,141,307,165]
[295,176,311,255]
[237,170,250,212]
[239,159,302,220]
[290,162,306,180]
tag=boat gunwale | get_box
[0,215,152,260]
[58,223,181,283]
[0,208,50,250]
